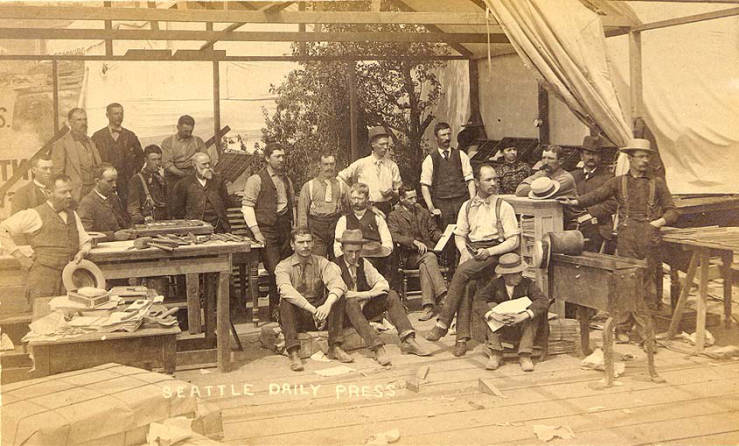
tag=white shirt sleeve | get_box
[0,209,43,253]
[419,155,433,187]
[391,162,402,191]
[362,258,390,293]
[453,200,470,238]
[376,215,394,253]
[337,161,357,186]
[500,201,521,239]
[334,216,347,257]
[73,211,93,250]
[459,151,474,182]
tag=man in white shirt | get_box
[0,174,91,299]
[337,127,402,216]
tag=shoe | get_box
[328,345,354,363]
[519,354,534,372]
[288,350,303,372]
[453,340,467,357]
[616,332,630,344]
[269,306,280,323]
[418,305,435,322]
[401,336,432,356]
[486,352,503,370]
[425,325,448,342]
[374,346,392,366]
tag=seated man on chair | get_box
[336,229,431,366]
[473,253,549,372]
[275,227,352,371]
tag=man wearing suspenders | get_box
[561,138,678,342]
[128,145,168,223]
[426,164,520,357]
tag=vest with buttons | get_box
[334,255,370,292]
[254,167,294,227]
[430,148,467,199]
[345,211,380,243]
[30,203,79,269]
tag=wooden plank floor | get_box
[176,312,739,446]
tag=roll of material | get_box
[544,230,585,256]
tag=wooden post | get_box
[212,59,221,157]
[104,1,113,56]
[348,63,358,162]
[297,2,306,56]
[629,30,643,127]
[468,59,480,123]
[52,59,59,133]
[537,82,550,144]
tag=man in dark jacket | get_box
[473,253,549,371]
[387,186,448,321]
[12,157,53,215]
[128,145,168,224]
[170,152,231,233]
[91,103,144,207]
[78,163,131,240]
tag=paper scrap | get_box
[533,424,575,442]
[310,351,331,362]
[147,420,192,446]
[314,365,355,377]
[0,333,15,351]
[28,310,68,335]
[415,365,430,380]
[679,330,715,347]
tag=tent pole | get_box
[629,30,643,133]
[212,60,221,157]
[348,63,358,162]
[537,82,550,144]
[52,59,59,133]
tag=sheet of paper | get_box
[314,365,355,377]
[433,224,456,252]
[485,297,532,332]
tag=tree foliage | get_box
[262,0,449,190]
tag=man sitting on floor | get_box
[335,229,431,366]
[472,253,550,372]
[275,227,352,371]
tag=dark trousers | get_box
[367,255,393,281]
[280,295,346,351]
[437,255,499,341]
[26,263,65,300]
[259,213,294,309]
[401,250,448,306]
[165,168,193,203]
[308,214,339,259]
[434,195,467,270]
[344,290,414,350]
[472,295,539,354]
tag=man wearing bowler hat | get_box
[560,138,678,343]
[335,229,431,366]
[472,253,549,371]
[338,126,402,216]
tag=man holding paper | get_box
[473,253,549,372]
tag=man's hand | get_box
[412,240,428,255]
[251,228,266,244]
[73,249,88,264]
[14,253,33,271]
[649,217,666,229]
[556,197,579,207]
[430,208,442,217]
[314,302,333,322]
[503,312,530,326]
[473,248,491,261]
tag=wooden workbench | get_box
[88,239,252,372]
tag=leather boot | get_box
[288,349,303,372]
[328,345,354,363]
[425,325,448,341]
[374,345,392,366]
[400,336,432,356]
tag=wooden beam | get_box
[634,6,739,31]
[610,0,738,3]
[391,0,475,58]
[212,60,221,157]
[148,1,159,31]
[0,6,500,26]
[0,28,501,43]
[104,1,113,56]
[629,31,643,123]
[52,60,59,133]
[0,54,468,61]
[200,1,292,50]
[348,64,359,162]
[468,59,480,121]
[538,82,550,144]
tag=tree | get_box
[262,0,448,190]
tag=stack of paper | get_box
[484,297,532,332]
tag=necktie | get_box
[323,179,332,202]
[443,150,449,160]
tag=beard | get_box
[197,168,214,180]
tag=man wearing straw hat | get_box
[560,138,678,343]
[472,252,550,371]
[335,229,431,366]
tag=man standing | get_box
[426,164,520,357]
[11,157,53,215]
[242,143,296,321]
[338,127,402,216]
[275,227,351,371]
[560,138,678,342]
[387,186,448,321]
[495,145,533,195]
[161,115,208,199]
[334,183,393,277]
[78,164,131,240]
[515,145,576,199]
[128,145,168,224]
[171,153,231,233]
[298,153,348,258]
[336,229,431,366]
[51,108,102,202]
[0,174,91,299]
[570,136,617,253]
[91,103,144,207]
[472,253,549,371]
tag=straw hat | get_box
[620,138,654,154]
[62,259,106,292]
[528,177,561,200]
[495,253,528,275]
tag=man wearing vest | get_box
[335,229,431,366]
[334,183,394,278]
[128,145,169,223]
[472,253,549,371]
[91,103,144,208]
[171,153,231,233]
[0,174,92,299]
[426,164,520,357]
[243,143,297,321]
[298,153,349,259]
[387,186,448,321]
[420,122,476,270]
[338,127,402,217]
[11,157,53,215]
[51,108,103,203]
[275,227,351,371]
[560,138,678,343]
[78,163,132,241]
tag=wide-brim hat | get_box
[528,177,561,200]
[62,259,106,292]
[620,138,654,154]
[496,252,528,275]
[368,126,390,141]
[360,241,392,258]
[338,229,369,245]
[580,135,607,152]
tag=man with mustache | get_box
[128,145,169,223]
[78,163,131,241]
[170,152,231,233]
[515,145,576,199]
[51,108,103,202]
[161,115,210,200]
[0,174,92,299]
[11,157,54,215]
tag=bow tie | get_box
[470,196,492,208]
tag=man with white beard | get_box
[170,152,232,233]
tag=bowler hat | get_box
[337,229,368,245]
[580,135,607,152]
[620,138,654,154]
[528,177,561,200]
[62,259,106,292]
[368,126,389,141]
[337,229,392,258]
[495,253,528,275]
